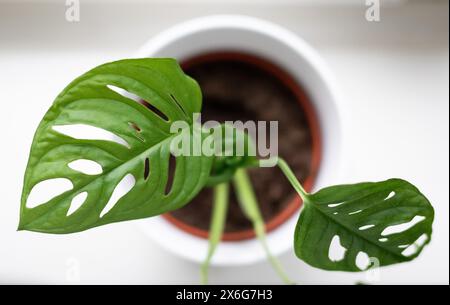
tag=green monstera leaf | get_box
[19,58,213,234]
[294,179,434,271]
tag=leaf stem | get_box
[201,182,229,285]
[275,157,310,203]
[233,168,294,284]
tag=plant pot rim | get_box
[161,51,322,241]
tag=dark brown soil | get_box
[168,53,314,234]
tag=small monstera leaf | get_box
[295,179,434,271]
[19,58,213,234]
[205,123,258,187]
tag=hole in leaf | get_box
[355,251,371,270]
[402,246,417,257]
[328,202,345,208]
[328,235,347,262]
[384,191,396,200]
[349,209,363,215]
[164,154,176,195]
[415,233,429,247]
[401,234,428,257]
[398,244,410,249]
[52,124,130,148]
[128,122,145,142]
[99,174,135,218]
[144,158,150,180]
[169,93,188,117]
[107,84,138,99]
[140,100,169,121]
[359,224,375,231]
[67,192,88,216]
[68,159,103,175]
[379,238,388,242]
[381,215,426,236]
[108,85,169,121]
[27,178,73,208]
[128,122,141,133]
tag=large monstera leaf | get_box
[19,59,213,234]
[295,179,434,271]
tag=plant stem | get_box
[233,168,293,284]
[275,157,310,203]
[201,182,229,285]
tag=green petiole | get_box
[233,168,294,284]
[201,182,229,284]
[275,157,310,202]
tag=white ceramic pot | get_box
[134,15,343,266]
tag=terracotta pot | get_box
[162,51,322,241]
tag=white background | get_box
[0,0,448,284]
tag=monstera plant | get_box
[19,59,434,284]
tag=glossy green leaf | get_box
[19,58,213,234]
[205,123,258,187]
[294,179,434,271]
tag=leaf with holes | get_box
[19,58,213,233]
[294,179,434,271]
